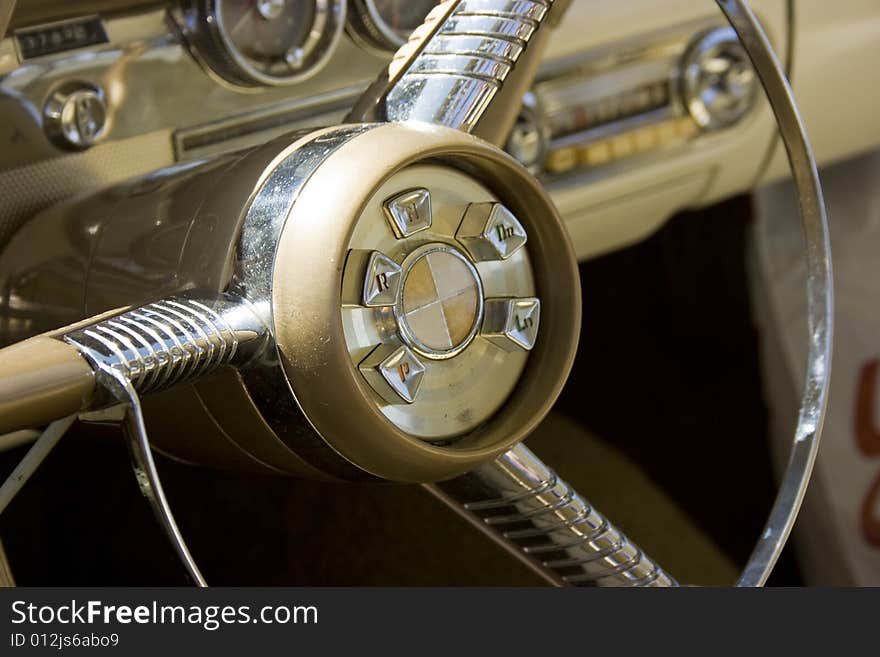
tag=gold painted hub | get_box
[397,245,483,359]
[270,123,581,482]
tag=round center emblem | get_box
[396,244,484,360]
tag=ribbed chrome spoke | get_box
[429,443,677,587]
[349,0,571,144]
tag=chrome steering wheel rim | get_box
[351,0,832,587]
[715,0,832,587]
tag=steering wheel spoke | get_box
[429,443,677,587]
[349,0,571,144]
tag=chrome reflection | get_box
[431,444,677,587]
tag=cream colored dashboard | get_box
[546,0,876,259]
[0,1,877,261]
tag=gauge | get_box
[184,0,346,87]
[347,0,438,52]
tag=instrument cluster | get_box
[177,0,438,88]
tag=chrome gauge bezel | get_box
[183,0,346,88]
[346,0,435,53]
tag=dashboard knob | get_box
[43,82,108,150]
[505,92,548,173]
[680,26,758,131]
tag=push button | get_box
[359,343,427,404]
[384,188,432,238]
[397,245,484,360]
[456,203,527,261]
[482,298,541,352]
[363,251,402,307]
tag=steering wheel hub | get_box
[211,122,583,482]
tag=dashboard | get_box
[1,0,879,261]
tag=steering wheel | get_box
[0,0,831,587]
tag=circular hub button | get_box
[396,244,484,360]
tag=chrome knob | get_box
[680,26,758,130]
[43,82,108,150]
[505,92,548,173]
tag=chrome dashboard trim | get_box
[172,83,362,160]
[0,7,387,170]
[0,5,388,243]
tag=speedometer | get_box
[184,0,346,87]
[347,0,438,52]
